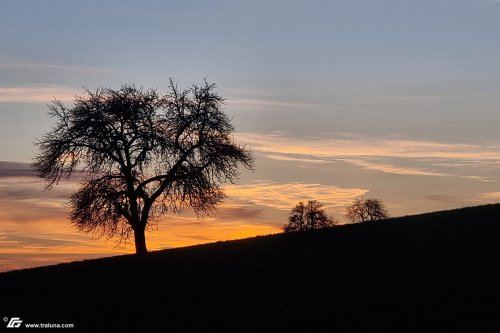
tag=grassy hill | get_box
[1,204,500,332]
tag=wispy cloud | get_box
[0,85,79,102]
[238,132,500,161]
[0,57,110,75]
[339,158,447,177]
[226,98,320,110]
[262,154,330,164]
[2,58,84,71]
[224,87,321,111]
[0,57,116,103]
[0,161,35,177]
[237,132,500,179]
[225,181,368,212]
[422,195,462,204]
[480,192,500,199]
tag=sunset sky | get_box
[1,0,500,271]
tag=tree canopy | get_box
[283,200,337,232]
[33,79,254,254]
[345,197,389,223]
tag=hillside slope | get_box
[1,204,500,332]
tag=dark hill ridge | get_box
[1,204,500,332]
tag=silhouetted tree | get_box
[345,197,389,223]
[33,79,254,254]
[283,200,338,232]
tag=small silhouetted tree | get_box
[345,197,389,223]
[33,79,254,254]
[283,200,338,232]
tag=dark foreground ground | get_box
[1,204,500,332]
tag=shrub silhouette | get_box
[33,79,254,254]
[283,200,337,232]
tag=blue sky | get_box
[2,0,500,151]
[1,0,500,270]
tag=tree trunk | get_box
[134,227,148,255]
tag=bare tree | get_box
[33,79,254,254]
[283,200,338,232]
[345,197,389,223]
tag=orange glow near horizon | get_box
[2,131,500,272]
[0,211,282,272]
[0,189,284,268]
[0,175,286,272]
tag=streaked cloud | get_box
[480,192,500,199]
[0,161,35,177]
[0,234,83,248]
[422,195,462,204]
[226,98,320,110]
[0,85,79,102]
[339,158,447,177]
[225,181,368,211]
[238,132,500,161]
[237,132,500,179]
[0,57,105,73]
[215,205,264,221]
[261,154,330,164]
[0,57,115,103]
